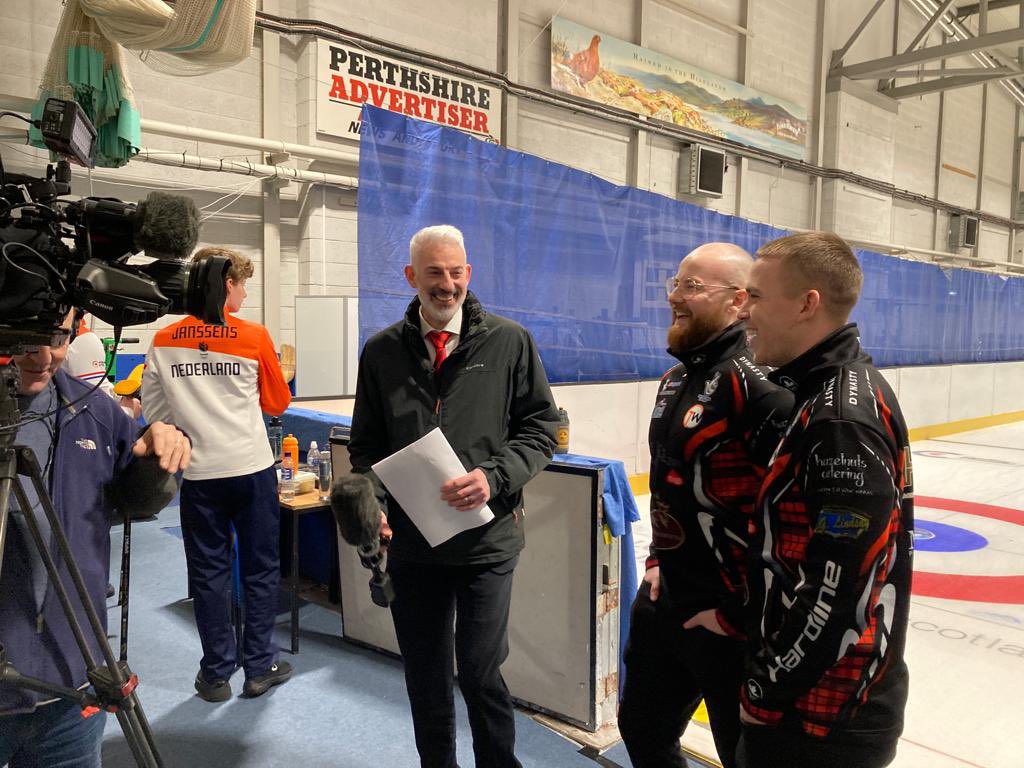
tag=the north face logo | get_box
[75,439,97,451]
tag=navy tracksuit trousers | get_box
[179,466,280,681]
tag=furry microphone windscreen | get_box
[133,192,200,260]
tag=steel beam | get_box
[498,0,520,148]
[652,0,753,37]
[840,25,1024,79]
[814,0,828,229]
[884,68,1021,96]
[736,0,752,220]
[853,65,1020,78]
[956,0,1021,18]
[903,0,958,55]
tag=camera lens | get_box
[138,256,229,326]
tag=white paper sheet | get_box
[371,428,494,547]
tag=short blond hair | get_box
[756,232,863,320]
[192,247,254,283]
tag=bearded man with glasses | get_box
[617,243,793,768]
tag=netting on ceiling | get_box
[31,0,257,167]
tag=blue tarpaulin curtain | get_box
[357,106,1024,381]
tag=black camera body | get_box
[0,158,227,351]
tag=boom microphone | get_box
[330,473,395,607]
[133,192,200,260]
[331,473,380,551]
[74,191,199,263]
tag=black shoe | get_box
[242,661,292,698]
[194,672,231,702]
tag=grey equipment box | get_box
[329,430,620,732]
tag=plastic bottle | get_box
[280,454,296,501]
[307,441,321,487]
[267,417,283,462]
[317,449,332,502]
[282,434,299,481]
[555,408,570,454]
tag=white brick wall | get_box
[891,200,936,252]
[644,0,743,82]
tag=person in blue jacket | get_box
[0,311,190,768]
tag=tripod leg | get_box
[12,452,164,768]
[115,708,151,768]
[119,514,132,662]
[10,474,99,670]
[0,466,13,583]
[116,704,166,768]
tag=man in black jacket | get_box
[738,232,913,768]
[348,224,559,768]
[617,243,793,768]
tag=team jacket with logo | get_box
[142,313,291,481]
[647,322,793,636]
[741,324,913,745]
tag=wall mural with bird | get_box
[550,17,808,161]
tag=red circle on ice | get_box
[913,496,1024,604]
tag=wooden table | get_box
[279,490,331,653]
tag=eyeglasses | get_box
[666,277,740,298]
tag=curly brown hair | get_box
[192,247,254,283]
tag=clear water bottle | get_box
[280,455,296,501]
[318,452,332,502]
[307,441,321,487]
[268,417,283,463]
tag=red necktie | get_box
[426,330,452,371]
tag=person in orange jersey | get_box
[142,247,293,702]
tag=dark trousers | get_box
[736,726,898,768]
[0,701,106,768]
[179,466,280,681]
[618,583,745,768]
[388,556,521,768]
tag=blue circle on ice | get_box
[913,520,988,552]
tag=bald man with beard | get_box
[617,243,793,768]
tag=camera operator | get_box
[0,310,190,768]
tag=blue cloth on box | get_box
[551,454,640,537]
[552,453,640,695]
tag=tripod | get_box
[0,361,164,767]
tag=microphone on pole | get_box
[330,473,395,607]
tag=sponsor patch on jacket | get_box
[660,378,683,395]
[698,371,721,403]
[682,404,704,428]
[814,507,870,539]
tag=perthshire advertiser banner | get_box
[550,17,808,161]
[317,40,502,143]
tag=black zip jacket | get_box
[741,324,914,747]
[647,322,793,637]
[348,292,559,565]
